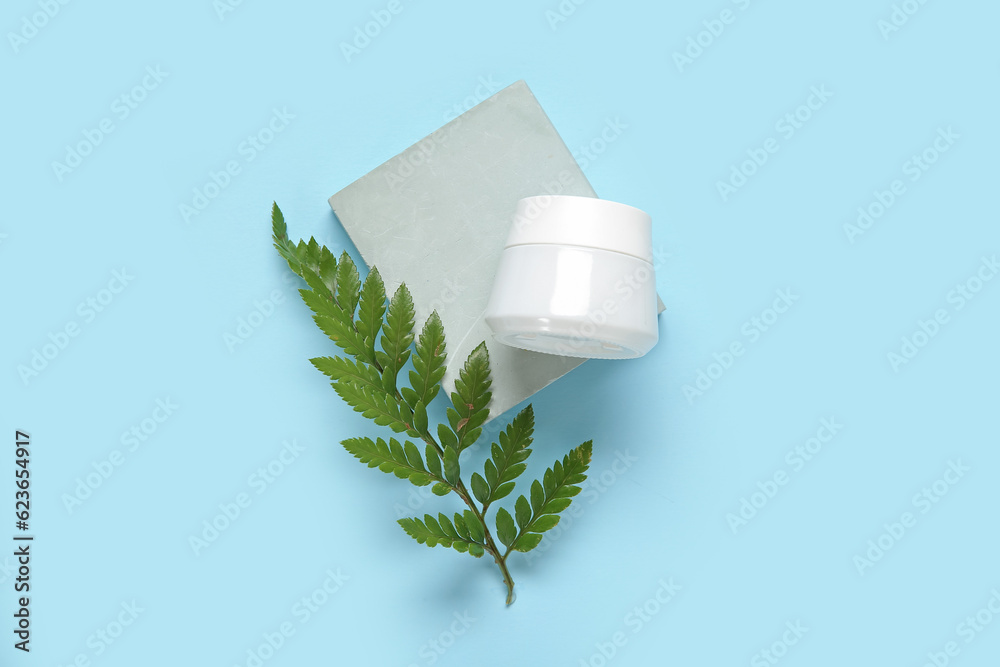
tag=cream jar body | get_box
[485,195,658,359]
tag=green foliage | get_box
[300,283,369,363]
[446,342,492,451]
[507,441,593,553]
[398,513,486,558]
[473,405,534,511]
[356,267,386,362]
[309,356,382,393]
[342,437,441,487]
[271,202,595,604]
[335,251,362,315]
[378,285,415,394]
[334,380,419,437]
[403,311,446,409]
[494,507,517,548]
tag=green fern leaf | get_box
[271,201,287,239]
[335,251,362,316]
[270,203,301,273]
[405,311,446,409]
[508,441,593,553]
[334,381,419,437]
[299,288,371,363]
[310,356,382,393]
[424,445,443,478]
[470,473,490,505]
[356,267,386,363]
[296,263,333,301]
[464,509,486,543]
[514,495,531,530]
[342,437,443,487]
[283,237,334,299]
[437,424,458,450]
[317,244,338,297]
[398,513,485,558]
[442,446,460,486]
[377,284,415,394]
[272,203,600,605]
[479,405,534,510]
[305,237,322,272]
[495,507,516,548]
[446,342,492,451]
[412,400,428,436]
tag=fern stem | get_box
[415,430,516,600]
[416,432,444,457]
[387,358,519,601]
[452,480,516,604]
[495,549,516,605]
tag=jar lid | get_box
[505,195,653,263]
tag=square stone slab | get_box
[329,80,663,420]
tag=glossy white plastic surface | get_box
[507,195,654,262]
[485,196,659,359]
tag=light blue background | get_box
[4,0,999,665]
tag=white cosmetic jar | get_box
[484,195,658,359]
